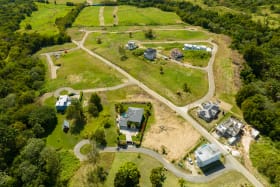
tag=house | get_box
[195,144,221,167]
[62,120,70,133]
[216,118,244,138]
[119,107,144,129]
[144,48,157,60]
[125,41,138,50]
[197,102,220,122]
[170,48,183,60]
[55,95,71,112]
[183,44,212,52]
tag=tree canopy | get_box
[114,162,141,187]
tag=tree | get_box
[114,162,141,187]
[178,178,187,187]
[183,83,191,93]
[25,24,32,30]
[96,38,102,44]
[87,166,108,185]
[88,103,99,117]
[160,66,164,75]
[89,93,103,112]
[118,45,127,61]
[66,99,86,133]
[88,140,99,164]
[144,29,155,39]
[93,128,107,147]
[150,167,166,187]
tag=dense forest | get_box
[202,0,280,12]
[0,1,83,186]
[118,0,280,185]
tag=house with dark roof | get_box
[144,48,156,60]
[170,48,183,60]
[197,102,220,122]
[119,107,144,129]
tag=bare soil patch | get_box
[112,87,201,161]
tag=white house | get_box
[183,44,212,52]
[55,95,71,112]
[195,144,221,167]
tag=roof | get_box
[195,144,221,162]
[145,48,156,54]
[251,128,260,138]
[126,107,144,123]
[198,102,220,121]
[56,95,71,107]
[216,118,243,137]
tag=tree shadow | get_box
[70,118,86,134]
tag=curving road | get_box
[41,28,263,186]
[73,142,234,183]
[71,29,263,187]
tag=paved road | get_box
[39,81,135,103]
[74,139,90,161]
[73,30,263,187]
[73,142,233,183]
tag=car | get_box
[187,157,193,165]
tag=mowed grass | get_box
[117,5,183,26]
[85,32,208,106]
[45,49,125,91]
[19,3,72,36]
[101,153,251,187]
[144,42,211,67]
[73,6,100,27]
[103,6,115,26]
[103,153,179,187]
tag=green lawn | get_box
[103,153,179,187]
[85,32,208,106]
[117,5,183,26]
[36,43,76,54]
[103,6,115,26]
[144,42,211,67]
[18,3,72,36]
[45,49,125,91]
[100,152,251,187]
[73,6,100,27]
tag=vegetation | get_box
[19,3,73,36]
[150,167,166,187]
[118,0,280,184]
[117,5,183,26]
[73,6,100,27]
[46,49,124,91]
[114,162,141,187]
[88,93,103,117]
[250,138,280,186]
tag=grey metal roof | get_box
[127,107,144,123]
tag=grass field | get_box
[144,42,211,67]
[73,6,100,27]
[19,3,72,36]
[117,6,183,26]
[37,42,76,54]
[103,153,179,187]
[103,6,115,26]
[212,35,242,116]
[73,152,251,187]
[45,49,125,91]
[85,32,208,106]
